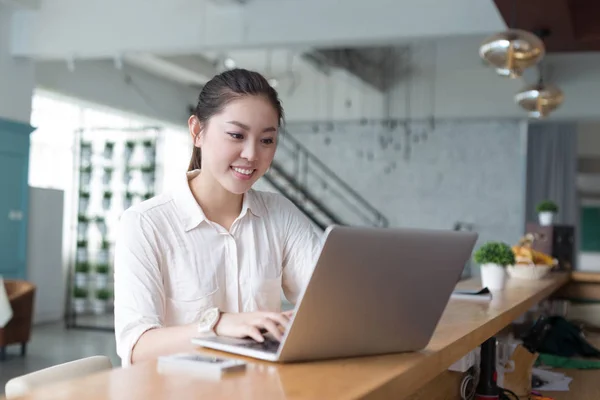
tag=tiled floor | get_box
[0,321,119,396]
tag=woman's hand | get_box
[214,311,290,342]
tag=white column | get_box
[0,3,35,123]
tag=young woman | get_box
[114,69,322,366]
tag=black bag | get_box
[521,315,600,358]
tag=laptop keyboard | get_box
[237,338,280,353]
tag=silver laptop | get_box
[192,225,478,362]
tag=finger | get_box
[282,310,294,318]
[265,312,290,328]
[261,318,283,341]
[244,325,265,342]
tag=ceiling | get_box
[493,0,600,52]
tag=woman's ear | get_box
[188,115,203,148]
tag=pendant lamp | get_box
[514,80,564,118]
[479,0,545,78]
[479,29,545,78]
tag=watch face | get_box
[198,308,219,332]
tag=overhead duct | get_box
[301,46,408,92]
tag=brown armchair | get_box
[1,279,36,361]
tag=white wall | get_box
[0,3,34,122]
[284,119,528,270]
[386,36,527,120]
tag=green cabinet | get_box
[0,117,34,279]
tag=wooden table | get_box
[7,273,571,400]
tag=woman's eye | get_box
[227,132,244,139]
[261,138,274,145]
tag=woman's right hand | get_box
[214,311,290,342]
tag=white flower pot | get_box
[103,172,112,185]
[73,298,87,313]
[79,198,89,212]
[480,263,507,291]
[77,223,88,238]
[75,272,87,287]
[81,148,92,162]
[93,299,108,315]
[102,197,111,210]
[143,147,154,161]
[97,222,107,237]
[142,172,154,186]
[96,274,109,289]
[81,172,91,185]
[76,248,88,262]
[97,249,109,264]
[538,212,554,226]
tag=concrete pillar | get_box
[0,3,35,123]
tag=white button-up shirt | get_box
[114,170,322,366]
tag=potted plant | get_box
[76,240,88,263]
[74,262,89,287]
[95,263,110,289]
[73,287,88,313]
[125,141,135,161]
[80,142,92,163]
[473,241,516,291]
[79,191,90,212]
[123,166,134,185]
[98,240,110,264]
[143,192,154,201]
[80,165,93,186]
[536,200,558,226]
[103,141,115,159]
[77,214,89,238]
[142,140,154,161]
[102,191,113,210]
[124,191,133,209]
[95,216,107,237]
[93,289,112,315]
[141,165,155,185]
[103,167,113,185]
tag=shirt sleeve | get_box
[113,209,166,367]
[280,198,324,304]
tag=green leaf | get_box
[473,242,515,267]
[536,200,559,213]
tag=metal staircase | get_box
[261,129,388,231]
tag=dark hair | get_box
[188,68,284,171]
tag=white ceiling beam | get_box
[0,0,40,9]
[123,54,218,87]
[11,0,505,60]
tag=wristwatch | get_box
[197,307,221,336]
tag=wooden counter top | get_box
[570,271,600,284]
[8,273,570,400]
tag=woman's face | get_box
[191,95,279,195]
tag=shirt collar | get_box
[173,170,264,232]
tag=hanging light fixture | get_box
[479,30,545,78]
[478,0,545,78]
[514,79,564,119]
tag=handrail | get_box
[278,128,389,227]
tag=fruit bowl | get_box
[507,257,555,280]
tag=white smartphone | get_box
[157,353,247,378]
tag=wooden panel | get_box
[571,272,600,284]
[554,282,600,302]
[493,0,600,52]
[6,273,570,400]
